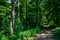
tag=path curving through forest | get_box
[23,29,54,40]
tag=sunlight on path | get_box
[35,30,54,40]
[23,30,54,40]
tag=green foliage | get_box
[0,27,41,40]
[9,34,17,40]
[54,27,60,40]
[18,27,41,38]
[1,35,9,40]
[0,0,60,40]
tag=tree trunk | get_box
[17,0,20,32]
[18,0,20,23]
[10,0,15,34]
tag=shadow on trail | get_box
[35,29,54,40]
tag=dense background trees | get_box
[0,0,60,40]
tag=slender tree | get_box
[17,0,20,32]
[10,0,15,34]
[18,0,20,23]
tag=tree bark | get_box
[10,0,15,34]
[17,0,20,32]
[18,0,20,23]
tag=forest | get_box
[0,0,60,40]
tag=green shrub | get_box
[18,27,41,39]
[54,27,60,40]
[0,27,41,40]
[1,35,9,40]
[9,34,17,40]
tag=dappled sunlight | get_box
[0,0,60,40]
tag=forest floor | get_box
[24,29,54,40]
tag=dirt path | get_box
[23,29,54,40]
[34,29,54,40]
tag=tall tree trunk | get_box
[10,0,15,34]
[18,0,20,23]
[17,0,20,32]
